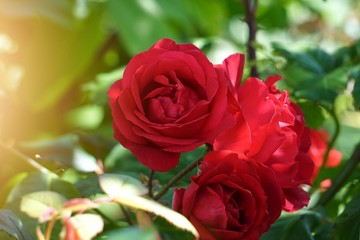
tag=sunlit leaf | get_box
[111,194,198,239]
[61,214,103,240]
[20,191,67,219]
[99,174,147,197]
[0,209,32,240]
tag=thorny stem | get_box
[243,0,259,77]
[154,157,203,201]
[316,142,360,207]
[148,170,155,198]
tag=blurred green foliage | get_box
[1,0,360,239]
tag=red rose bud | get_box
[213,54,314,212]
[108,38,235,171]
[173,151,284,240]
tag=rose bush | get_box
[213,54,314,211]
[173,150,284,240]
[108,39,234,171]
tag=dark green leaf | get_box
[96,227,158,240]
[297,101,325,128]
[333,193,360,240]
[0,209,32,240]
[307,48,335,73]
[261,211,332,240]
[154,217,195,240]
[258,3,288,29]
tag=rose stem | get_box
[243,0,259,77]
[148,170,155,198]
[154,157,203,201]
[119,205,135,226]
[315,142,360,207]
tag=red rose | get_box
[308,129,342,182]
[213,54,314,212]
[173,151,284,240]
[108,39,234,171]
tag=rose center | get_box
[145,72,200,123]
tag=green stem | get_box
[148,170,155,198]
[154,157,203,201]
[120,205,135,226]
[315,142,360,207]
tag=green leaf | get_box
[154,217,195,240]
[85,67,125,105]
[99,174,147,197]
[61,214,104,240]
[273,44,324,76]
[7,172,79,204]
[0,209,32,240]
[111,194,198,239]
[297,101,325,128]
[307,48,335,73]
[261,211,331,240]
[20,191,67,219]
[97,227,158,240]
[106,0,179,55]
[258,3,288,29]
[333,193,360,240]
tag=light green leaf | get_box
[20,191,67,219]
[99,174,147,197]
[112,194,198,239]
[61,214,104,240]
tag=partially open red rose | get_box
[213,54,314,212]
[308,129,342,184]
[108,39,234,171]
[173,151,284,240]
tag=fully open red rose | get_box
[213,54,314,212]
[173,151,284,240]
[108,39,234,171]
